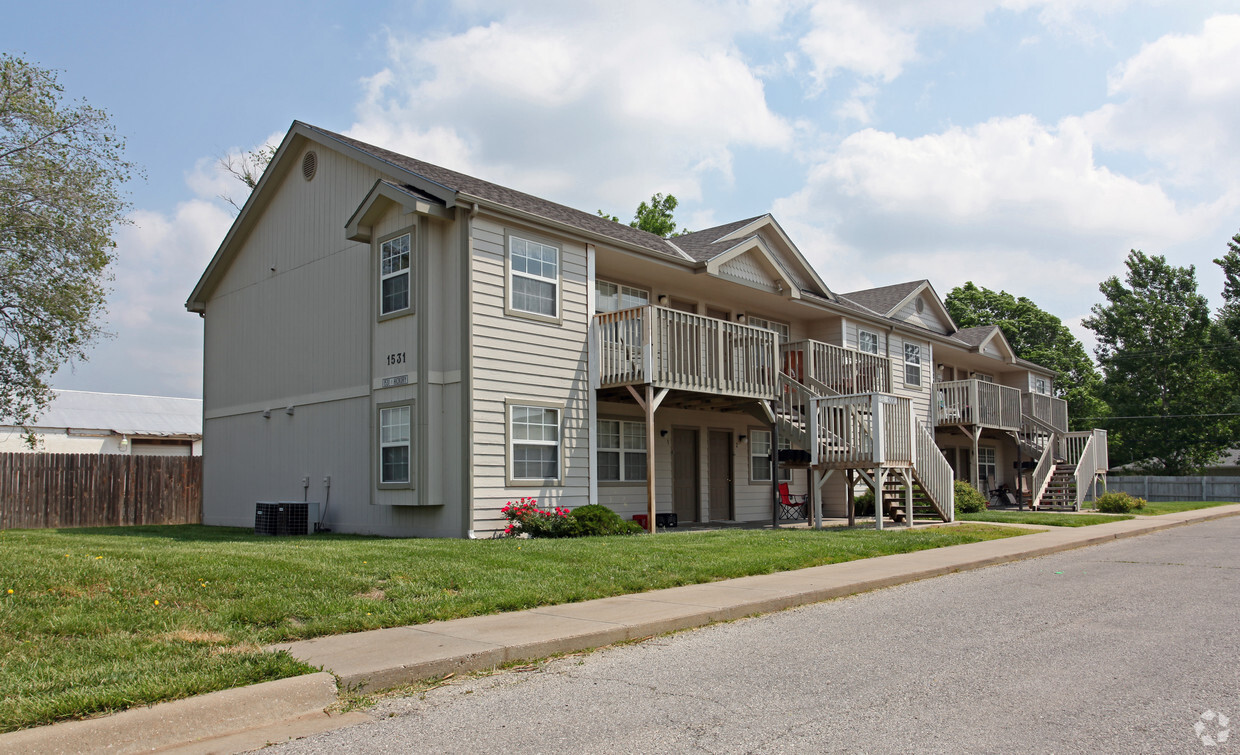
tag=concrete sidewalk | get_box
[273,505,1240,692]
[5,504,1237,754]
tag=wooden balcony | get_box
[781,339,891,395]
[935,379,1022,432]
[594,306,779,401]
[1022,392,1068,433]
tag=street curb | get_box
[290,505,1240,693]
[6,505,1237,753]
[0,672,358,754]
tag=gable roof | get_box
[838,281,926,316]
[14,390,202,437]
[950,325,1000,348]
[303,123,690,262]
[673,216,770,261]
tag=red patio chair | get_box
[778,482,807,520]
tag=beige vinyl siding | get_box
[895,295,949,334]
[843,320,887,356]
[888,332,932,422]
[594,403,807,523]
[470,215,591,535]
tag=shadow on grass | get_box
[42,524,385,543]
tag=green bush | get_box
[1095,491,1146,514]
[567,504,644,536]
[853,490,875,516]
[953,481,988,514]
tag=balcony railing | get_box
[594,306,779,400]
[935,379,1022,431]
[781,339,891,396]
[1022,392,1068,433]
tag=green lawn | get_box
[0,523,1024,733]
[958,511,1133,527]
[1085,500,1234,516]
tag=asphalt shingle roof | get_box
[949,325,999,348]
[671,215,769,262]
[303,123,690,262]
[838,280,927,316]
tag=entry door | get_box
[708,430,734,521]
[672,429,699,523]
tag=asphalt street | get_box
[268,518,1240,754]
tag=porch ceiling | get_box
[596,386,768,414]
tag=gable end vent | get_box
[302,150,318,182]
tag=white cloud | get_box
[774,112,1228,321]
[1085,14,1240,188]
[347,1,794,209]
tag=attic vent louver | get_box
[302,151,318,181]
[915,297,925,314]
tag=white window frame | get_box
[747,315,791,343]
[858,329,879,355]
[1034,377,1049,395]
[377,403,413,488]
[506,232,561,323]
[595,280,649,314]
[978,446,997,489]
[597,418,647,482]
[506,400,563,485]
[904,343,922,387]
[379,232,412,318]
[749,429,791,483]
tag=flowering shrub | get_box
[500,497,575,538]
[499,499,642,538]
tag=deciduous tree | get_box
[944,282,1103,428]
[1083,250,1234,474]
[598,192,685,237]
[0,54,136,430]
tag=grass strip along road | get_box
[0,522,1023,732]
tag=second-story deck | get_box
[593,306,896,404]
[935,379,1023,432]
[1022,392,1069,433]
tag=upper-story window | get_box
[858,330,879,354]
[1034,377,1049,395]
[595,281,649,313]
[973,372,994,383]
[747,315,790,343]
[380,233,411,316]
[904,343,922,386]
[509,235,559,319]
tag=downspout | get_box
[460,203,477,537]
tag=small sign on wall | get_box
[382,374,409,388]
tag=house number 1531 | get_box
[386,352,405,366]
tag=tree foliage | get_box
[944,282,1104,427]
[598,192,686,237]
[0,54,136,429]
[218,143,276,213]
[1082,250,1234,474]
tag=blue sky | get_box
[5,0,1240,398]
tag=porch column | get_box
[904,469,914,528]
[846,469,856,527]
[771,416,780,529]
[645,384,657,534]
[874,468,885,531]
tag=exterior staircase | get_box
[1037,463,1078,510]
[880,476,943,523]
[773,371,954,523]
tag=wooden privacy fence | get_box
[0,453,202,529]
[1106,475,1240,503]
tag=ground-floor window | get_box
[598,419,647,481]
[978,446,996,489]
[378,404,412,486]
[509,402,562,483]
[750,430,792,482]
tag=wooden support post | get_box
[874,467,885,531]
[645,384,656,534]
[846,469,856,527]
[771,415,780,529]
[811,467,821,530]
[904,469,914,528]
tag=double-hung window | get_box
[379,405,411,485]
[904,343,922,387]
[750,430,792,482]
[747,315,790,343]
[509,235,559,318]
[859,330,879,355]
[1034,377,1049,395]
[510,404,561,482]
[380,233,411,316]
[978,447,997,488]
[597,419,647,481]
[595,281,649,313]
